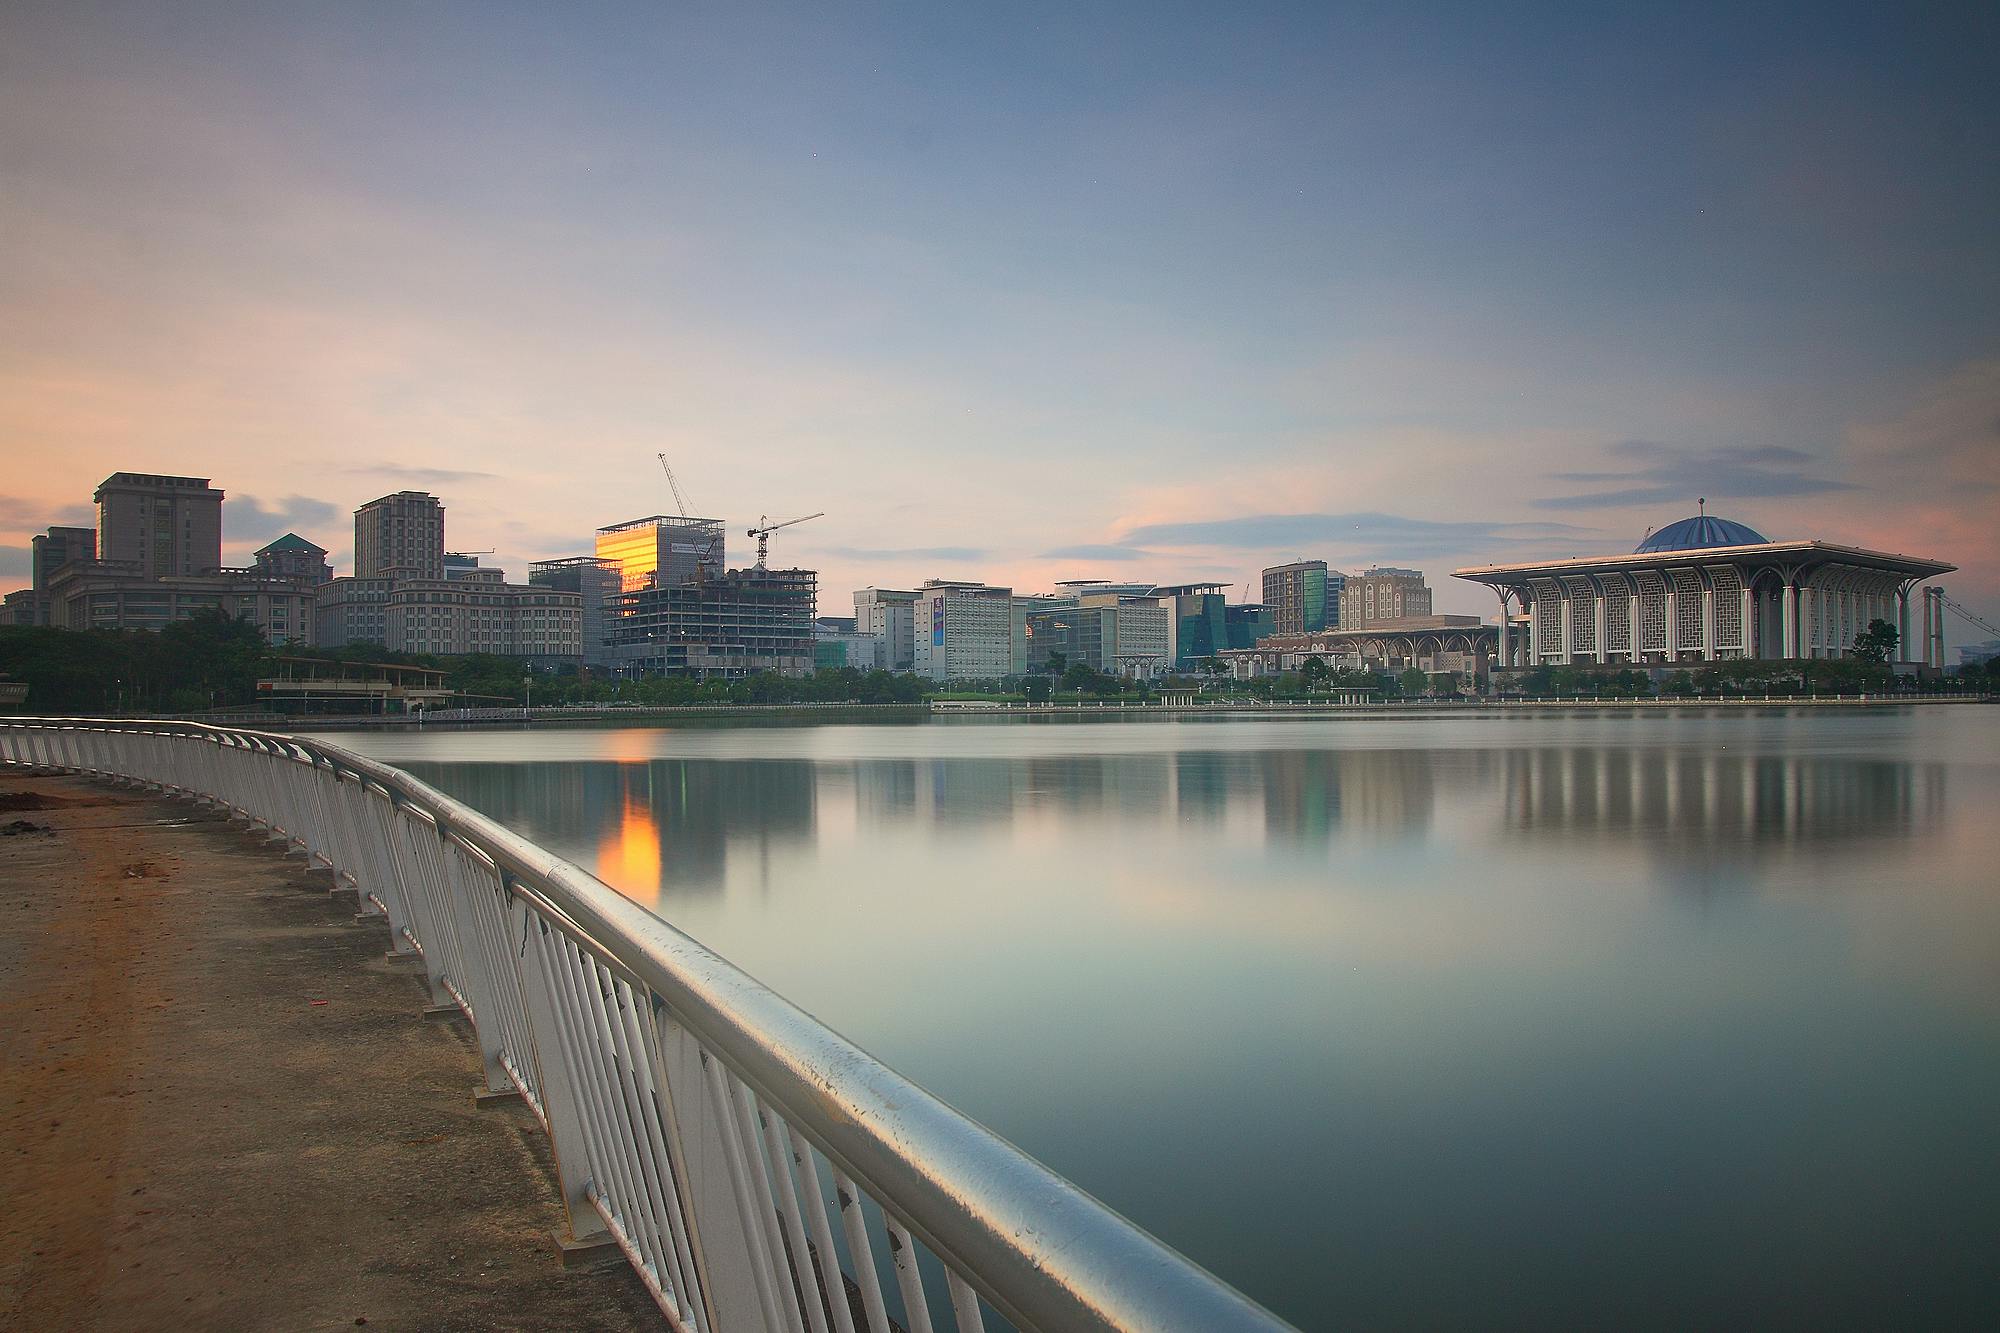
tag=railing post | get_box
[514,905,614,1248]
[648,1006,786,1333]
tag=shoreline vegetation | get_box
[0,611,1990,726]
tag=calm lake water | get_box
[327,708,2000,1329]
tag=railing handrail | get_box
[1,716,1290,1333]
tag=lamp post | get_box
[523,674,533,718]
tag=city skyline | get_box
[3,3,1996,641]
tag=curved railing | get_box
[0,718,1290,1333]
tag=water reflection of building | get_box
[411,759,815,900]
[1258,749,1438,844]
[1498,748,1945,861]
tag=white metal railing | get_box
[0,718,1290,1333]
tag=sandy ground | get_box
[0,771,660,1331]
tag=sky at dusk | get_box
[3,2,1996,639]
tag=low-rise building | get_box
[46,561,320,644]
[1222,617,1492,678]
[1025,591,1172,678]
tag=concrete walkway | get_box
[0,771,659,1331]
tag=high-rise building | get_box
[33,526,97,590]
[853,588,919,671]
[594,516,727,593]
[913,580,1014,681]
[1262,561,1339,636]
[530,557,622,668]
[354,491,446,580]
[253,533,332,583]
[94,473,223,578]
[1339,567,1433,629]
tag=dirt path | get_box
[0,772,659,1331]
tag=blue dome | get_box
[1634,514,1767,554]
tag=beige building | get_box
[355,491,446,580]
[1339,567,1433,630]
[46,563,319,644]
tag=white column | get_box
[1594,593,1608,664]
[1495,589,1511,669]
[1629,593,1641,662]
[1739,585,1752,658]
[1781,583,1796,658]
[1664,587,1678,662]
[1898,587,1912,664]
[1700,586,1716,660]
[1558,594,1572,665]
[1528,596,1541,663]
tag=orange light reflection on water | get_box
[596,778,662,905]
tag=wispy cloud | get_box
[0,495,94,531]
[345,464,502,485]
[1537,442,1853,510]
[822,545,988,562]
[0,545,29,578]
[1118,512,1595,559]
[1039,543,1152,562]
[224,494,341,539]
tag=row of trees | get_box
[2,611,1990,716]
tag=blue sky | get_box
[3,2,1995,633]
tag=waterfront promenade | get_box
[0,772,657,1330]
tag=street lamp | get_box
[523,674,533,717]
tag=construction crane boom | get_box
[747,512,824,568]
[655,453,694,518]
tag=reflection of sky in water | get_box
[332,710,2000,1330]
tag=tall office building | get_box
[595,516,727,593]
[355,491,446,580]
[1339,567,1433,629]
[94,473,223,578]
[913,580,1015,681]
[1262,561,1337,636]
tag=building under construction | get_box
[607,566,818,678]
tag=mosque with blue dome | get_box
[1454,504,1956,668]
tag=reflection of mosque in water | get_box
[1498,748,1945,864]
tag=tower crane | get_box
[747,512,824,568]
